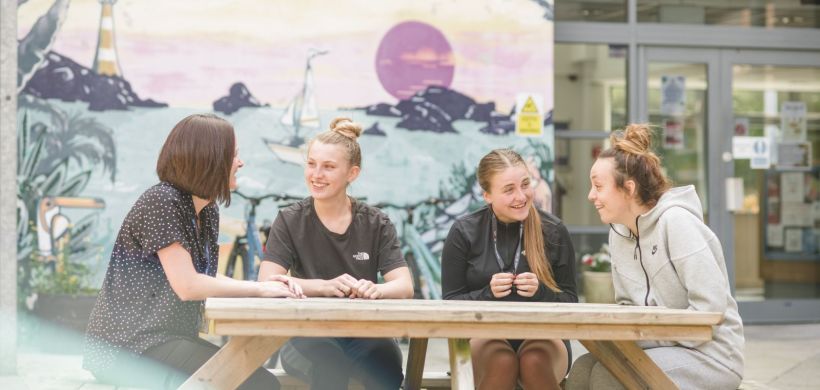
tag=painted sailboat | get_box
[264,49,328,165]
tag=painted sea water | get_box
[24,102,553,282]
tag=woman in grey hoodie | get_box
[565,124,744,390]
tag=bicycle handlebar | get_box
[232,190,304,206]
[373,197,454,211]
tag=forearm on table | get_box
[178,273,261,301]
[287,277,333,297]
[378,278,413,298]
[378,267,414,298]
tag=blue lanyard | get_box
[490,213,523,274]
[191,217,211,275]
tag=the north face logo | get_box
[352,252,370,261]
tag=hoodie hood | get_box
[641,185,704,228]
[612,185,704,238]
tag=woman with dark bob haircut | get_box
[83,114,304,390]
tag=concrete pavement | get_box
[1,321,818,389]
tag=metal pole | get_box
[0,0,19,375]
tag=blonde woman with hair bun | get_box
[567,123,745,389]
[259,117,413,390]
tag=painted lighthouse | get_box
[92,0,122,77]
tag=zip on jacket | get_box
[611,219,651,306]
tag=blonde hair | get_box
[599,123,671,207]
[308,117,363,168]
[477,149,560,292]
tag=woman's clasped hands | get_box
[490,272,539,298]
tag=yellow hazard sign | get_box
[521,96,539,114]
[515,94,544,137]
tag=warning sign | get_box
[515,93,544,137]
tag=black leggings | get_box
[282,337,404,390]
[92,337,280,390]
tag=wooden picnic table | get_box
[179,298,723,390]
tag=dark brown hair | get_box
[309,117,363,168]
[599,123,671,207]
[477,148,560,292]
[156,114,235,206]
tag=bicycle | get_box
[373,197,453,300]
[224,190,304,281]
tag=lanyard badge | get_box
[491,213,523,274]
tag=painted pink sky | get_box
[19,2,553,111]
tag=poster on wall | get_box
[663,118,684,150]
[767,224,784,248]
[734,117,749,136]
[781,101,807,141]
[784,228,804,252]
[660,75,686,116]
[17,0,556,296]
[780,172,805,203]
[776,141,812,171]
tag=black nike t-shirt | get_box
[263,197,406,281]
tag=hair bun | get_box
[329,117,362,140]
[612,123,653,156]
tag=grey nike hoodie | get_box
[608,185,744,378]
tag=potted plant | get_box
[581,244,615,303]
[22,240,104,354]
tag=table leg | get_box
[179,335,290,390]
[448,338,473,390]
[404,338,428,390]
[579,340,679,390]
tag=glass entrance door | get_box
[640,47,820,322]
[639,47,723,238]
[722,50,820,322]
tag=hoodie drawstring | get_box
[633,216,651,306]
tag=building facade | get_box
[553,0,820,323]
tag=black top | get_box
[83,182,219,373]
[441,205,578,303]
[264,197,406,281]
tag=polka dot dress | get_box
[82,182,219,373]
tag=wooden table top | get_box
[205,297,722,328]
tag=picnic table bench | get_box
[179,298,723,390]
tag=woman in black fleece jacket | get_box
[442,148,578,390]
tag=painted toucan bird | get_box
[36,197,105,271]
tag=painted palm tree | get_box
[17,106,116,299]
[37,109,117,182]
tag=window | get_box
[553,43,628,258]
[556,0,627,23]
[638,0,820,28]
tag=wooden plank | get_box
[270,368,453,390]
[580,340,678,390]
[404,338,428,390]
[179,336,288,390]
[214,320,714,342]
[448,338,473,390]
[204,298,723,326]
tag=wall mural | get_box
[17,0,555,299]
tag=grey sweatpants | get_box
[565,347,741,390]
